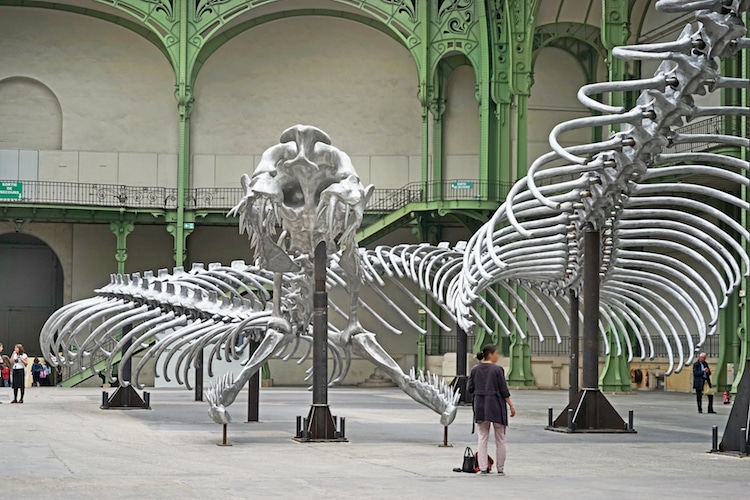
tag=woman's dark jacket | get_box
[468,363,511,425]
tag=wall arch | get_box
[0,7,177,153]
[0,232,64,353]
[0,76,63,150]
[192,9,416,85]
[192,15,422,183]
[532,23,606,84]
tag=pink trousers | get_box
[476,421,506,472]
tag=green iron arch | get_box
[532,22,607,83]
[192,0,421,50]
[0,0,173,66]
[191,9,418,86]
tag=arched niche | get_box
[0,76,62,150]
[0,232,64,353]
[442,64,480,181]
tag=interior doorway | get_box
[0,233,63,355]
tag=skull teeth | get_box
[327,198,337,232]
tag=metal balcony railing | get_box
[670,115,739,154]
[0,180,179,209]
[190,187,244,210]
[426,334,476,355]
[0,179,509,212]
[368,180,509,213]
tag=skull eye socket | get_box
[314,180,336,205]
[283,181,305,208]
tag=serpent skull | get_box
[235,124,373,261]
[208,125,457,427]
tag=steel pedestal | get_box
[547,225,631,433]
[293,242,347,443]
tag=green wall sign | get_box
[0,181,22,200]
[450,181,474,190]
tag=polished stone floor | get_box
[0,385,744,499]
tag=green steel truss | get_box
[1,1,747,390]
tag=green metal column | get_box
[477,0,493,199]
[418,0,431,190]
[601,0,630,113]
[503,0,540,387]
[734,19,749,392]
[174,0,194,267]
[599,0,632,391]
[717,280,740,392]
[505,94,534,387]
[413,215,440,371]
[600,328,632,392]
[110,221,134,275]
[429,88,446,200]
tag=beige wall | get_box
[0,77,62,150]
[0,149,179,187]
[192,15,422,189]
[528,48,591,169]
[187,226,255,267]
[71,224,116,300]
[124,225,175,276]
[442,65,480,181]
[0,7,177,156]
[536,1,602,26]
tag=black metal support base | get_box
[711,358,750,457]
[293,405,348,443]
[100,385,150,410]
[546,388,635,433]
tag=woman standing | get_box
[10,344,28,403]
[468,344,515,475]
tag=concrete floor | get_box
[0,385,745,499]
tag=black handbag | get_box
[461,447,475,472]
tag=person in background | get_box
[31,357,44,387]
[10,344,28,403]
[1,362,9,388]
[468,344,516,476]
[41,360,51,386]
[693,352,716,414]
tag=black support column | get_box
[294,241,346,442]
[101,323,150,410]
[582,225,600,391]
[247,340,260,422]
[569,289,579,403]
[454,327,469,404]
[547,224,631,433]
